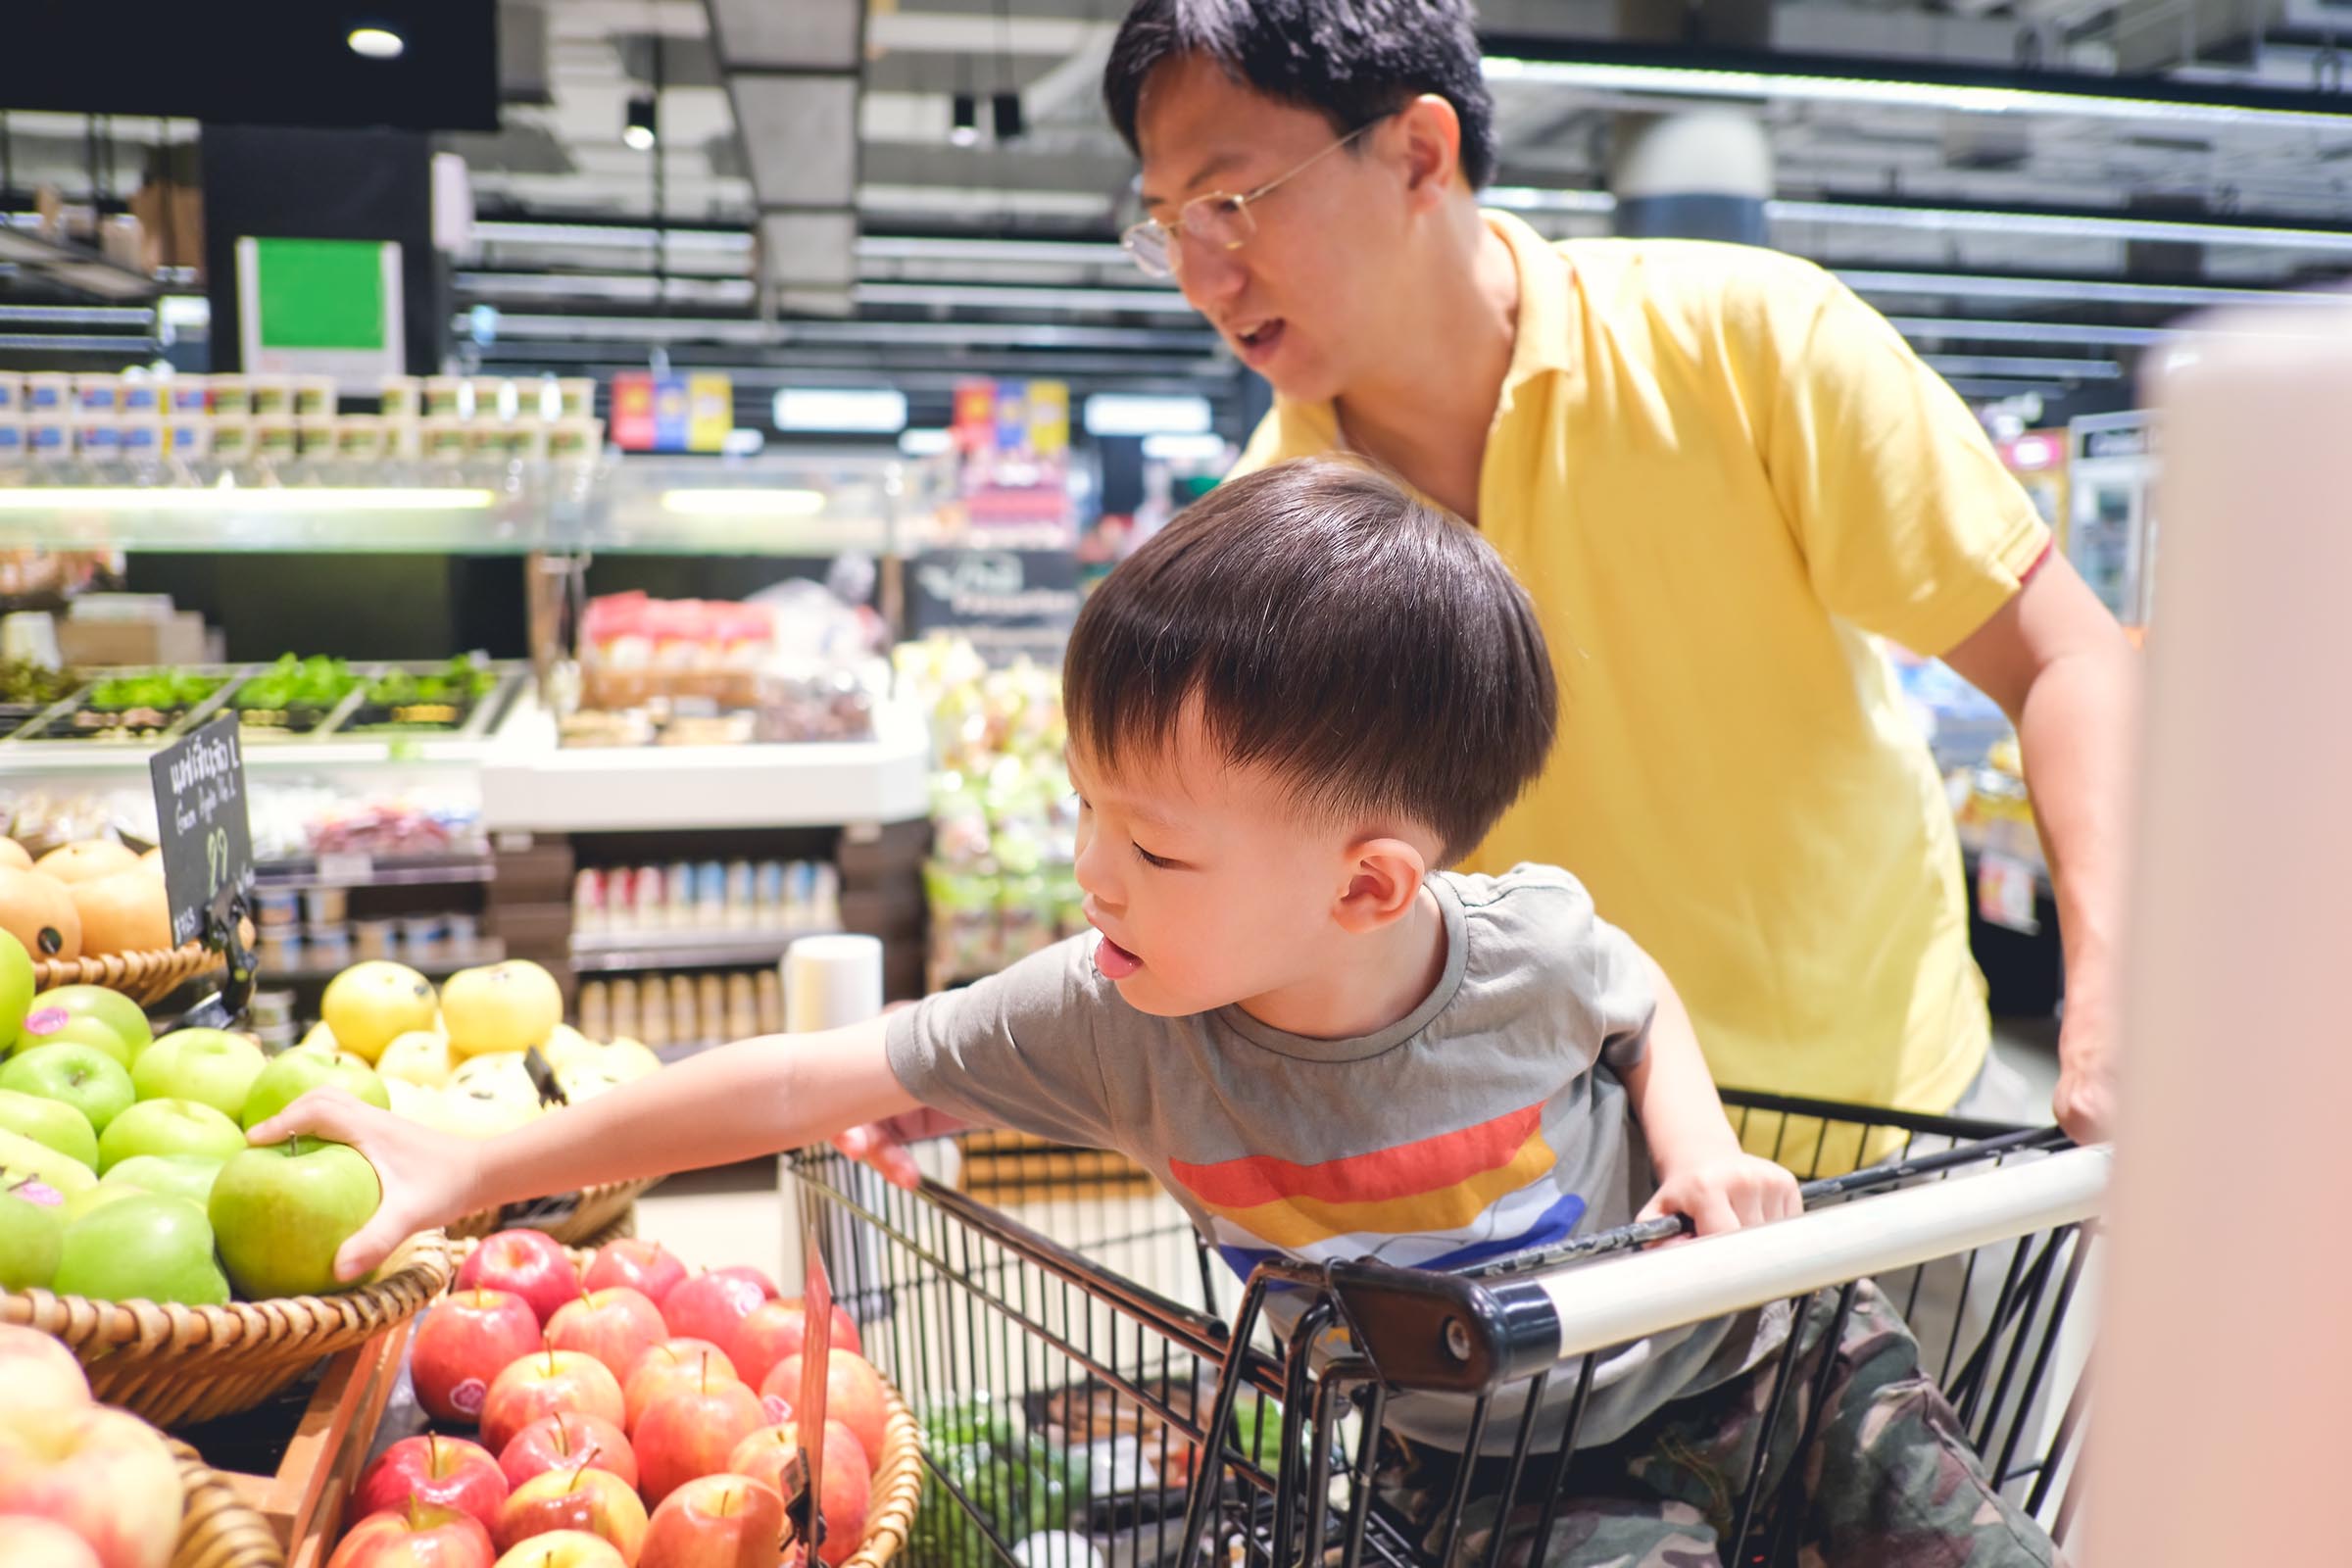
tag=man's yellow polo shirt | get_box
[1232,213,2050,1118]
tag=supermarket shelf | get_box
[261,941,505,984]
[255,852,496,891]
[480,698,929,832]
[570,928,834,973]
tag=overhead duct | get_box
[704,0,861,316]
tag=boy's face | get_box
[1133,54,1418,408]
[1066,712,1362,1020]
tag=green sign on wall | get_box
[235,236,405,386]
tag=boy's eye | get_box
[1133,844,1176,870]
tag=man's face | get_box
[1133,54,1406,406]
[1067,713,1353,1020]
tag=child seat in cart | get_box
[787,1090,2105,1568]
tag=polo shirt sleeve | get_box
[1753,265,2052,659]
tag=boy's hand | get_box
[246,1089,484,1284]
[1638,1154,1802,1241]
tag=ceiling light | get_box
[993,92,1025,142]
[853,281,1200,316]
[1083,393,1212,437]
[1835,268,2337,310]
[1480,50,2352,132]
[950,93,980,148]
[773,387,907,433]
[346,24,405,60]
[898,428,953,457]
[469,220,752,254]
[623,95,659,152]
[659,488,827,518]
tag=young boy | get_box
[266,461,2059,1566]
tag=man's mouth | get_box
[1094,933,1144,980]
[1231,318,1285,363]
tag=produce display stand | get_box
[169,1437,286,1568]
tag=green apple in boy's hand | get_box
[23,984,152,1062]
[0,1176,65,1289]
[239,1051,389,1132]
[210,1137,382,1298]
[97,1098,245,1172]
[131,1028,265,1119]
[0,1044,133,1132]
[100,1152,226,1206]
[53,1192,230,1306]
[0,1087,98,1169]
[0,931,32,1055]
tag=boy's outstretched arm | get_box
[247,1015,920,1284]
[1620,952,1802,1239]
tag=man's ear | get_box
[1333,837,1430,934]
[1394,93,1462,201]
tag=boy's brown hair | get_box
[1064,459,1556,863]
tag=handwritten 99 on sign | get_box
[148,715,257,949]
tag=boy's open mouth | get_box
[1094,934,1145,979]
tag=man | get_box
[1092,0,2132,1144]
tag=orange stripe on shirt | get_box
[1167,1102,1546,1209]
[1193,1125,1559,1250]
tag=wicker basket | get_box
[447,1177,656,1246]
[0,1229,453,1428]
[32,942,223,1007]
[168,1438,286,1568]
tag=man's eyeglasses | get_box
[1120,115,1392,279]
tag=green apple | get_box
[96,1098,244,1173]
[131,1029,266,1119]
[101,1152,226,1206]
[24,985,152,1063]
[62,1182,145,1225]
[0,1176,64,1289]
[0,931,32,1056]
[210,1137,381,1298]
[0,1044,135,1133]
[12,1012,138,1068]
[53,1192,229,1306]
[0,1087,98,1169]
[0,1126,96,1198]
[238,1050,389,1132]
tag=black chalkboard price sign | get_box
[148,715,257,950]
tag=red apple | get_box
[623,1344,739,1436]
[355,1435,510,1533]
[480,1349,626,1456]
[730,1300,861,1391]
[414,1291,546,1425]
[582,1241,688,1308]
[0,1518,103,1568]
[491,1531,627,1568]
[658,1271,773,1363]
[725,1422,869,1566]
[546,1289,667,1388]
[499,1411,638,1493]
[633,1367,768,1505]
[638,1476,785,1568]
[459,1231,582,1327]
[759,1352,888,1479]
[0,1324,92,1420]
[0,1403,182,1568]
[493,1463,648,1564]
[328,1499,496,1568]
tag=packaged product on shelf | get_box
[74,413,120,463]
[572,867,607,935]
[308,923,354,969]
[419,416,468,463]
[467,375,514,421]
[725,859,754,929]
[0,416,25,461]
[697,860,727,926]
[811,861,841,930]
[248,375,294,419]
[634,864,665,932]
[0,371,22,414]
[379,375,421,421]
[578,980,611,1040]
[611,977,641,1040]
[726,972,758,1039]
[165,377,205,416]
[119,373,162,415]
[335,416,386,463]
[755,969,782,1033]
[398,915,441,963]
[446,911,480,956]
[23,372,73,414]
[24,415,70,460]
[353,918,396,961]
[549,416,603,461]
[254,415,297,466]
[73,372,121,414]
[163,412,210,460]
[295,375,337,418]
[422,375,465,418]
[119,415,163,464]
[698,973,725,1036]
[209,417,252,464]
[206,373,252,418]
[295,417,337,459]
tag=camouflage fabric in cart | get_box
[1377,1281,2065,1568]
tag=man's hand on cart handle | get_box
[1637,1153,1803,1245]
[247,1087,485,1284]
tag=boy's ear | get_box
[1333,837,1429,934]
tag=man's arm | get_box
[1941,551,2138,1143]
[1620,953,1800,1237]
[250,1014,921,1282]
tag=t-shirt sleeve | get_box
[1754,265,2052,659]
[1484,868,1656,1075]
[1575,903,1655,1076]
[884,936,1120,1150]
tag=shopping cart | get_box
[787,1089,2104,1568]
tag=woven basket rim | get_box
[169,1436,286,1568]
[450,1175,657,1238]
[32,938,218,977]
[0,1227,453,1344]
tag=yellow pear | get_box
[320,961,437,1063]
[440,961,563,1060]
[294,1020,340,1055]
[600,1038,662,1082]
[375,1030,457,1089]
[538,1024,601,1071]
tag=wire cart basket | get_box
[787,1089,2105,1568]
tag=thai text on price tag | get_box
[148,715,257,948]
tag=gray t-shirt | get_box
[887,863,1776,1450]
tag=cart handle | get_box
[1317,1145,2110,1393]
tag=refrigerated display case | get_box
[2067,411,2158,627]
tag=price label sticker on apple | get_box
[148,714,257,950]
[790,1221,835,1561]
